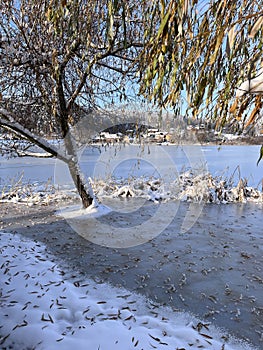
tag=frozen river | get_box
[0,144,263,189]
[1,143,263,348]
[2,195,263,348]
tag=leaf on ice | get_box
[124,315,133,321]
[148,334,161,342]
[200,332,213,339]
[41,313,54,323]
[13,320,28,330]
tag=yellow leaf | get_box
[228,26,236,50]
[229,98,238,113]
[209,31,224,65]
[245,96,262,127]
[249,16,263,39]
[157,11,170,39]
[236,98,250,121]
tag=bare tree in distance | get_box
[0,0,146,208]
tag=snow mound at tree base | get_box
[57,201,112,219]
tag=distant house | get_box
[145,128,168,142]
[99,132,121,143]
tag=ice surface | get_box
[0,231,257,350]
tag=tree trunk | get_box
[68,160,93,208]
[54,71,94,208]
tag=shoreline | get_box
[90,138,263,147]
[1,199,263,348]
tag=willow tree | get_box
[139,0,263,131]
[0,0,146,207]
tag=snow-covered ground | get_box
[0,231,257,350]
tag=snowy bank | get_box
[0,231,257,350]
[0,178,77,206]
[91,171,263,204]
[1,170,262,207]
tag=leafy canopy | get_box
[139,0,263,129]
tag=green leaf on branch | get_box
[257,145,263,166]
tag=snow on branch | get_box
[0,137,53,158]
[15,150,54,158]
[0,108,71,163]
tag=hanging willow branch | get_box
[138,0,263,129]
